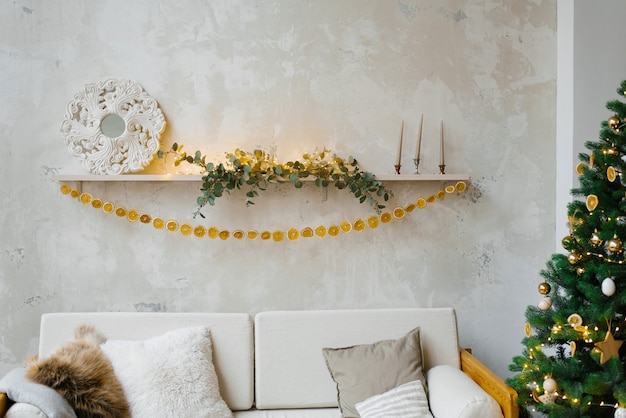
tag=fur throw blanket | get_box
[25,325,130,418]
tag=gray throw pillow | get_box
[322,327,426,418]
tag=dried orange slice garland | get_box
[58,181,468,242]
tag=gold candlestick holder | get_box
[394,164,401,175]
[439,164,446,174]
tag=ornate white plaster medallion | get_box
[60,79,166,174]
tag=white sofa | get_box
[0,308,518,418]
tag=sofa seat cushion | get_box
[254,308,459,410]
[5,404,48,418]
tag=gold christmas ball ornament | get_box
[567,250,583,264]
[609,115,621,130]
[607,146,619,156]
[607,235,624,254]
[562,235,576,250]
[590,230,603,247]
[577,267,585,275]
[538,282,551,295]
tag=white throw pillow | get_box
[100,326,233,418]
[355,380,433,418]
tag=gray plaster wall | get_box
[0,0,556,379]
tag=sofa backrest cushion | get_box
[254,308,460,410]
[38,312,254,411]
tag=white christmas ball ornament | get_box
[615,407,626,418]
[543,377,557,393]
[602,277,617,296]
[538,297,552,311]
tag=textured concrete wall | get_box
[0,0,556,378]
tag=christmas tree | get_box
[508,80,626,418]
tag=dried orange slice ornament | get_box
[301,227,314,238]
[115,207,127,217]
[393,207,406,220]
[79,193,92,204]
[272,231,284,242]
[575,162,587,175]
[367,216,379,229]
[405,203,416,213]
[416,198,427,208]
[193,226,206,238]
[247,230,258,240]
[60,184,71,195]
[315,225,327,238]
[208,227,219,239]
[445,185,456,194]
[153,217,165,229]
[287,228,300,241]
[127,210,139,222]
[455,181,467,193]
[70,189,80,198]
[354,219,365,231]
[102,202,114,213]
[525,322,532,337]
[340,221,352,233]
[180,224,193,236]
[260,231,271,240]
[219,230,230,240]
[140,214,151,224]
[379,212,391,223]
[233,230,244,240]
[328,225,340,237]
[166,220,178,232]
[91,199,103,209]
[607,166,617,182]
[436,190,446,200]
[586,194,599,211]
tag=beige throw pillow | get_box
[322,327,426,418]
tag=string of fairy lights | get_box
[57,181,467,242]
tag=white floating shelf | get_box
[51,173,470,182]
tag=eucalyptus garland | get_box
[158,144,392,217]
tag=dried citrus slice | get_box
[436,190,446,200]
[590,152,595,168]
[208,227,219,239]
[115,207,127,217]
[367,216,379,229]
[102,202,114,213]
[416,198,427,208]
[393,207,406,219]
[328,225,340,236]
[354,219,365,231]
[166,220,178,232]
[219,230,230,240]
[272,230,285,242]
[287,228,299,241]
[70,189,80,198]
[127,210,139,222]
[153,217,165,229]
[575,162,587,175]
[445,185,456,193]
[380,212,392,223]
[525,323,532,337]
[247,230,259,240]
[60,184,71,195]
[139,214,151,224]
[233,230,245,240]
[586,194,599,211]
[568,313,583,327]
[455,181,467,193]
[301,227,314,238]
[340,221,352,233]
[79,193,92,204]
[194,225,206,238]
[426,195,436,203]
[405,203,416,213]
[180,223,193,236]
[608,166,617,182]
[91,199,103,209]
[260,231,271,240]
[315,225,327,238]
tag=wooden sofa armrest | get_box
[0,391,11,418]
[460,348,519,418]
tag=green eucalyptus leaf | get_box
[290,173,299,183]
[157,150,163,158]
[172,143,179,151]
[294,180,303,188]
